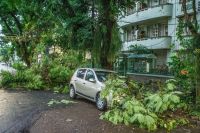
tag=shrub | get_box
[23,69,43,89]
[0,50,84,93]
[49,64,73,84]
[0,71,15,87]
[0,66,44,90]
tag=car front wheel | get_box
[69,86,76,99]
[96,93,107,111]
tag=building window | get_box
[198,1,200,12]
[179,0,192,4]
[160,24,168,36]
[164,24,168,36]
[160,0,168,4]
[123,23,168,41]
[127,29,133,41]
[150,0,159,7]
[152,24,159,37]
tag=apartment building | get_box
[116,0,200,77]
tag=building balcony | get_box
[122,36,172,51]
[118,4,173,27]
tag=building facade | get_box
[116,0,200,77]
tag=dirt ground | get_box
[1,89,199,133]
[29,98,142,133]
[29,98,200,133]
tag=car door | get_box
[84,69,100,100]
[74,69,87,94]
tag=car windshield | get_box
[95,71,115,82]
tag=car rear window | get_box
[76,69,86,79]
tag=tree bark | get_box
[99,0,115,69]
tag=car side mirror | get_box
[89,78,96,83]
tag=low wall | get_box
[127,73,174,83]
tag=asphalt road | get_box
[0,89,66,133]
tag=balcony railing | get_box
[125,3,170,16]
[125,35,169,43]
[118,4,173,27]
[122,36,171,51]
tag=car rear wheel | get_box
[96,93,107,111]
[69,86,76,99]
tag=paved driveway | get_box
[0,89,66,133]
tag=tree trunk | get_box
[91,0,95,68]
[99,0,114,69]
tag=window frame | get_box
[85,69,96,82]
[76,69,87,79]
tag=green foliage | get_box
[128,44,152,54]
[23,69,43,89]
[100,77,129,107]
[176,9,200,106]
[145,92,181,113]
[0,50,82,93]
[49,65,72,84]
[53,86,69,94]
[100,76,143,107]
[0,44,14,63]
[0,64,43,89]
[0,71,15,87]
[159,118,189,131]
[169,53,195,104]
[100,96,158,131]
[100,77,188,131]
[47,99,76,106]
[145,80,183,113]
[12,62,27,70]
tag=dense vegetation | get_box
[0,0,135,68]
[100,77,189,131]
[0,0,135,91]
[0,50,87,93]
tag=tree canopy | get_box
[0,0,136,68]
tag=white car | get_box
[69,68,115,110]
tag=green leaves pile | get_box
[100,78,188,131]
[47,99,76,106]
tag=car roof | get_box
[78,68,116,73]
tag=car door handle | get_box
[74,80,77,81]
[83,83,85,84]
